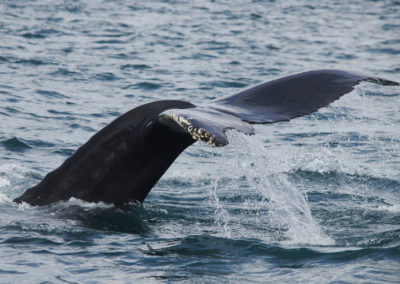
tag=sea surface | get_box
[0,0,399,283]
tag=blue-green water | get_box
[1,0,399,283]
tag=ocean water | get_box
[0,0,399,283]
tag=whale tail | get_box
[160,69,399,146]
[14,69,398,206]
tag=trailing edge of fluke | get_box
[13,69,399,206]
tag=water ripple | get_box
[0,0,399,282]
[1,137,31,152]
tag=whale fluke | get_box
[159,69,398,146]
[14,70,398,206]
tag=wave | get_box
[1,137,31,152]
[143,234,400,259]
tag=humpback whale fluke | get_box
[14,70,398,206]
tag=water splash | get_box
[206,131,334,246]
[208,178,232,238]
[0,163,34,200]
[0,192,11,204]
[0,176,11,189]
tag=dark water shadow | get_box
[49,203,156,236]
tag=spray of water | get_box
[206,130,334,246]
[0,163,31,203]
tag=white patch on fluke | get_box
[159,112,218,146]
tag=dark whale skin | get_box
[14,100,195,206]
